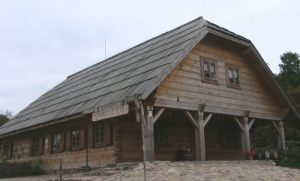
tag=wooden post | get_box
[278,121,286,150]
[143,106,155,161]
[197,104,206,161]
[59,159,62,181]
[242,116,251,157]
[85,126,89,167]
[194,122,201,160]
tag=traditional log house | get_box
[0,17,299,169]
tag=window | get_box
[71,128,84,150]
[93,122,111,147]
[32,137,44,156]
[226,65,240,87]
[94,124,104,145]
[3,142,13,159]
[52,133,64,153]
[201,57,217,83]
[155,124,168,146]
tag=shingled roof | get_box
[0,17,298,137]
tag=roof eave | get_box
[0,113,85,139]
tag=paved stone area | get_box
[2,161,300,181]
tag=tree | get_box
[275,51,300,140]
[276,52,300,110]
[277,52,300,90]
[0,111,12,126]
[0,114,9,126]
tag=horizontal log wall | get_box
[3,116,119,170]
[155,40,287,120]
[119,114,143,161]
[118,112,195,161]
[154,112,195,161]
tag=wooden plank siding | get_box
[154,41,287,120]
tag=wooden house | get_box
[0,17,299,170]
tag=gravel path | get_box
[2,161,300,181]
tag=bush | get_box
[276,141,300,168]
[0,151,8,163]
[31,158,44,175]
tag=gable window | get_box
[93,122,111,147]
[226,65,240,87]
[155,124,168,146]
[201,57,218,83]
[51,132,64,153]
[32,137,44,156]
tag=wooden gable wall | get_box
[154,36,288,121]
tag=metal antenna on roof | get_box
[105,39,107,59]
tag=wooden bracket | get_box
[199,104,206,112]
[234,117,245,132]
[203,113,213,127]
[249,118,255,130]
[272,121,281,135]
[153,108,165,124]
[134,99,141,123]
[184,111,198,128]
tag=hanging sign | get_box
[92,102,129,122]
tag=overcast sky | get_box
[0,0,299,115]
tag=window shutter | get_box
[65,130,70,151]
[47,135,52,154]
[104,123,111,146]
[39,137,44,155]
[60,132,65,153]
[9,143,13,159]
[30,139,34,156]
[80,128,85,149]
[88,124,93,148]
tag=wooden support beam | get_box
[137,100,155,162]
[241,116,251,157]
[249,118,255,130]
[273,121,286,150]
[203,113,213,127]
[143,106,155,161]
[192,104,206,161]
[153,108,165,124]
[278,121,286,150]
[198,110,206,161]
[194,127,201,160]
[184,111,198,128]
[272,121,280,134]
[234,117,245,132]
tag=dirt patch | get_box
[2,161,300,181]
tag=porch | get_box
[133,103,286,161]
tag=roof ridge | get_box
[205,20,250,41]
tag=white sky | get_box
[0,0,299,115]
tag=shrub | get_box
[276,141,300,168]
[31,158,44,175]
[0,150,8,163]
